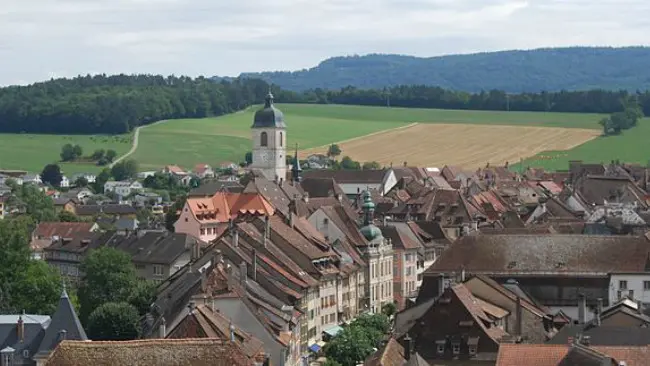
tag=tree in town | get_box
[327,144,342,159]
[381,302,397,318]
[78,247,138,323]
[127,280,158,316]
[9,184,56,222]
[351,313,390,335]
[165,196,187,231]
[72,144,83,159]
[105,149,118,163]
[362,161,381,170]
[58,210,81,222]
[60,144,76,162]
[324,326,377,366]
[74,176,89,188]
[0,216,63,314]
[94,168,112,193]
[41,164,64,187]
[340,156,361,170]
[91,149,105,160]
[87,302,140,340]
[110,159,138,181]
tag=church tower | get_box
[251,92,287,181]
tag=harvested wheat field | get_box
[302,123,600,169]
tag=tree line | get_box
[0,74,270,134]
[2,73,650,135]
[275,85,650,115]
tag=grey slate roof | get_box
[75,204,136,216]
[251,93,286,129]
[188,180,244,197]
[0,314,50,362]
[548,326,650,346]
[35,289,87,359]
[105,231,196,265]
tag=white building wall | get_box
[610,274,650,305]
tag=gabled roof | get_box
[364,337,428,366]
[497,343,650,366]
[426,234,650,276]
[35,289,87,359]
[451,284,509,343]
[106,231,198,265]
[189,180,244,197]
[193,164,212,175]
[299,177,346,198]
[380,225,422,251]
[186,192,275,224]
[45,338,254,366]
[34,222,96,239]
[393,298,436,339]
[75,204,136,216]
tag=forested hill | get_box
[237,47,650,92]
[0,75,270,134]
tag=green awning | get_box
[323,325,343,337]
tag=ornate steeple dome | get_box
[252,91,286,128]
[360,191,382,241]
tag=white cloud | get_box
[1,0,649,85]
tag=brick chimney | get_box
[17,315,24,343]
[401,334,412,361]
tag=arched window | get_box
[260,132,268,147]
[279,132,283,147]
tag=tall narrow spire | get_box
[292,143,302,182]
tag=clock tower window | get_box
[280,132,283,147]
[260,132,268,147]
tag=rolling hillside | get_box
[235,47,650,92]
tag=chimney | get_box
[382,216,388,226]
[437,275,445,298]
[239,261,247,287]
[191,240,200,260]
[596,298,603,326]
[17,315,24,342]
[212,249,222,267]
[58,329,67,342]
[233,228,239,248]
[303,193,309,203]
[289,202,295,229]
[251,248,257,282]
[578,293,586,325]
[188,301,196,314]
[226,264,234,291]
[264,216,270,247]
[582,335,591,346]
[460,267,466,282]
[159,317,167,338]
[229,323,236,342]
[402,334,412,361]
[516,296,523,337]
[336,193,342,202]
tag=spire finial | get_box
[265,87,274,107]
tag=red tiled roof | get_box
[194,164,211,175]
[496,343,650,366]
[165,165,186,174]
[34,222,96,239]
[187,192,275,224]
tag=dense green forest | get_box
[2,73,650,135]
[236,47,650,92]
[0,75,270,134]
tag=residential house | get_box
[0,170,26,185]
[496,343,650,366]
[563,174,648,215]
[0,194,7,219]
[45,339,258,366]
[52,198,78,214]
[44,231,111,281]
[58,176,70,188]
[175,190,275,242]
[440,165,473,187]
[133,192,163,207]
[405,221,452,276]
[74,204,137,218]
[364,336,428,366]
[380,224,422,310]
[193,163,215,179]
[423,234,650,321]
[405,283,509,362]
[0,288,87,366]
[302,169,398,198]
[166,304,268,363]
[30,222,99,260]
[103,231,202,282]
[103,181,143,197]
[70,172,96,184]
[305,154,330,170]
[162,165,188,177]
[299,178,346,200]
[21,174,42,185]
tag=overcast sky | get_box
[1,0,649,86]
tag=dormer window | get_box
[452,342,460,355]
[435,340,445,355]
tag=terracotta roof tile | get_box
[452,284,509,342]
[496,343,650,366]
[34,222,96,239]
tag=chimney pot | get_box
[239,261,247,287]
[402,334,412,361]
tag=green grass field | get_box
[0,103,625,173]
[513,118,650,171]
[0,134,131,175]
[130,104,604,170]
